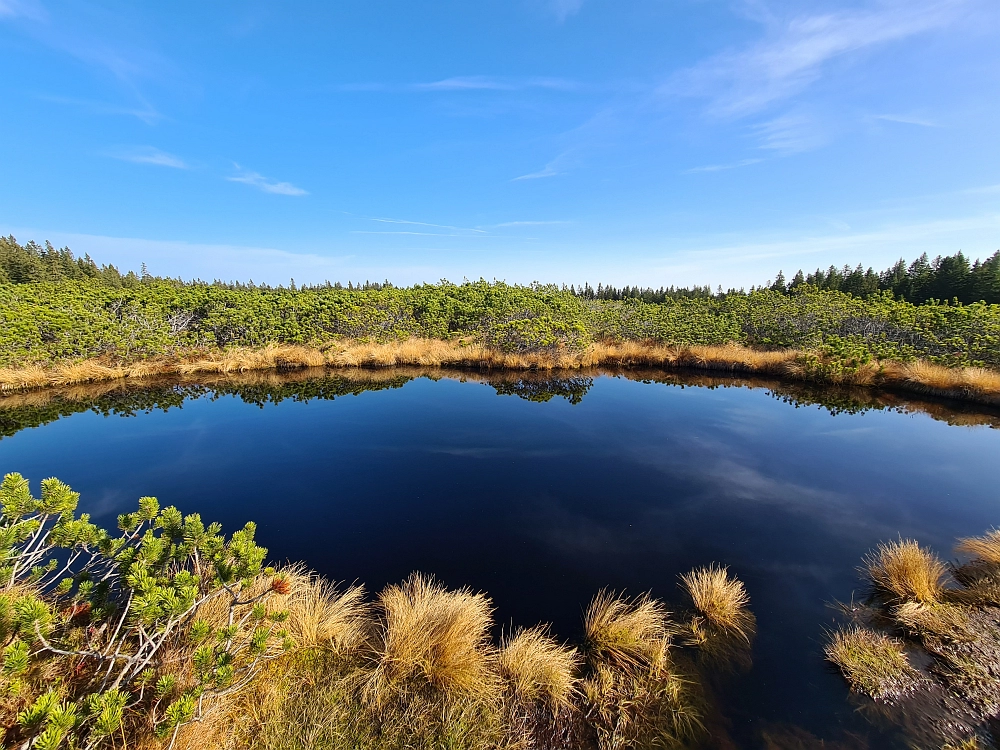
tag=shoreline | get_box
[2,339,999,407]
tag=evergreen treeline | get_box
[0,236,393,291]
[568,282,716,302]
[3,235,999,305]
[770,251,1000,304]
[0,236,143,287]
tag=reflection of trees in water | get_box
[0,370,413,438]
[487,375,593,404]
[2,367,998,440]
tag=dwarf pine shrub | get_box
[0,473,294,748]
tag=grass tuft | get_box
[366,572,497,703]
[824,626,920,702]
[498,625,580,714]
[864,538,947,604]
[584,589,673,673]
[680,564,755,641]
[284,573,368,653]
[956,529,1000,566]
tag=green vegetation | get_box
[0,473,754,750]
[774,250,1000,305]
[826,532,1000,748]
[2,237,1000,373]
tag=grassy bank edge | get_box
[2,339,1000,407]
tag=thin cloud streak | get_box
[513,164,561,181]
[752,113,827,154]
[334,76,579,93]
[106,146,187,169]
[38,94,163,124]
[490,220,570,227]
[351,231,491,238]
[684,158,763,173]
[874,114,939,127]
[227,166,307,196]
[365,217,486,233]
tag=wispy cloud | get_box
[363,217,486,233]
[550,0,584,23]
[0,0,45,21]
[673,0,964,118]
[337,76,579,93]
[513,163,562,181]
[106,146,187,168]
[227,166,307,196]
[351,231,490,238]
[752,113,828,154]
[874,114,939,127]
[490,220,570,227]
[684,158,763,174]
[37,94,163,124]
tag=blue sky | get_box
[1,0,998,287]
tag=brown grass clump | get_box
[498,626,580,714]
[824,626,920,702]
[584,590,673,672]
[956,529,1000,566]
[864,539,947,605]
[680,565,755,642]
[177,344,325,374]
[893,601,973,641]
[886,360,1000,396]
[366,572,497,703]
[284,575,368,653]
[582,591,703,749]
[682,343,795,375]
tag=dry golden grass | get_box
[956,529,1000,566]
[498,625,580,713]
[824,626,920,701]
[0,363,51,391]
[284,575,368,653]
[864,539,948,604]
[584,590,673,673]
[885,360,1000,398]
[177,344,326,374]
[366,572,497,703]
[3,338,1000,408]
[893,601,972,640]
[680,565,755,641]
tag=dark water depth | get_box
[1,369,998,748]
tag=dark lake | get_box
[2,368,998,748]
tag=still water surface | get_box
[1,370,998,747]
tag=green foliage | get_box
[2,239,999,390]
[2,275,999,369]
[0,473,292,749]
[785,250,1000,304]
